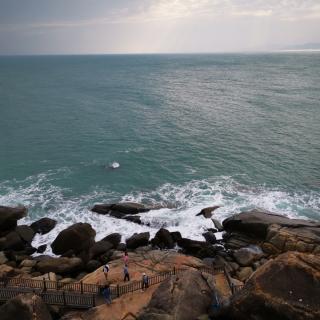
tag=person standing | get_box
[123,250,129,265]
[123,264,130,282]
[103,264,110,281]
[102,283,112,305]
[142,273,149,291]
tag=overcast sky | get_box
[0,0,320,54]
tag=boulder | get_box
[0,251,8,264]
[212,219,223,231]
[196,206,220,218]
[15,225,35,244]
[170,231,182,243]
[37,245,47,254]
[151,228,174,249]
[177,238,209,256]
[89,241,113,259]
[101,233,121,248]
[3,231,25,250]
[30,218,57,235]
[237,267,253,282]
[51,223,96,255]
[0,264,15,278]
[92,202,150,216]
[126,232,150,250]
[223,209,320,239]
[233,245,264,266]
[124,215,142,224]
[0,293,52,320]
[86,260,101,273]
[0,206,27,235]
[20,259,37,268]
[202,231,216,244]
[225,252,320,320]
[138,269,213,320]
[36,257,83,274]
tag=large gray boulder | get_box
[126,232,150,249]
[0,293,52,320]
[223,252,320,320]
[51,223,96,255]
[36,257,83,274]
[138,269,213,320]
[0,206,27,235]
[30,218,57,235]
[223,209,320,239]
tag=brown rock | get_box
[36,257,83,275]
[196,206,220,219]
[0,206,27,235]
[226,251,320,320]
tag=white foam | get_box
[0,172,319,256]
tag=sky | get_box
[0,0,320,54]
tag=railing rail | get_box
[0,264,237,308]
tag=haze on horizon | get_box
[0,0,320,55]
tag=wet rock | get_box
[36,257,83,275]
[151,228,174,249]
[37,245,47,254]
[0,293,52,320]
[225,252,320,320]
[202,231,216,244]
[223,209,320,239]
[126,232,150,250]
[92,202,150,216]
[196,206,220,218]
[15,225,35,244]
[170,231,182,243]
[89,240,113,259]
[30,218,57,235]
[124,215,142,224]
[51,223,96,255]
[212,219,223,231]
[101,233,121,248]
[0,206,27,235]
[233,245,264,266]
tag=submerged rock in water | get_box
[30,218,57,235]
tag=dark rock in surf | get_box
[202,231,216,244]
[126,232,150,250]
[170,231,182,243]
[0,206,27,235]
[151,228,174,249]
[37,245,47,254]
[101,233,121,248]
[51,223,96,255]
[124,215,142,224]
[30,218,57,235]
[196,206,220,219]
[92,202,150,216]
[15,225,35,244]
[89,241,113,259]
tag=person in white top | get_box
[103,264,110,281]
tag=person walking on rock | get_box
[103,264,110,281]
[102,283,112,305]
[123,264,130,281]
[123,250,129,265]
[142,272,149,291]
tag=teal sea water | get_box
[0,53,319,249]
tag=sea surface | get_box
[0,53,319,253]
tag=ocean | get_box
[0,53,319,253]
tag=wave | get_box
[0,172,319,256]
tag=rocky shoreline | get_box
[0,203,319,320]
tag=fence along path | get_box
[0,265,242,308]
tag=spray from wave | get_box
[0,171,319,255]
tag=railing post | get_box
[80,281,83,294]
[43,278,47,292]
[92,294,96,307]
[173,266,176,275]
[117,284,120,298]
[63,291,66,306]
[56,281,59,290]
